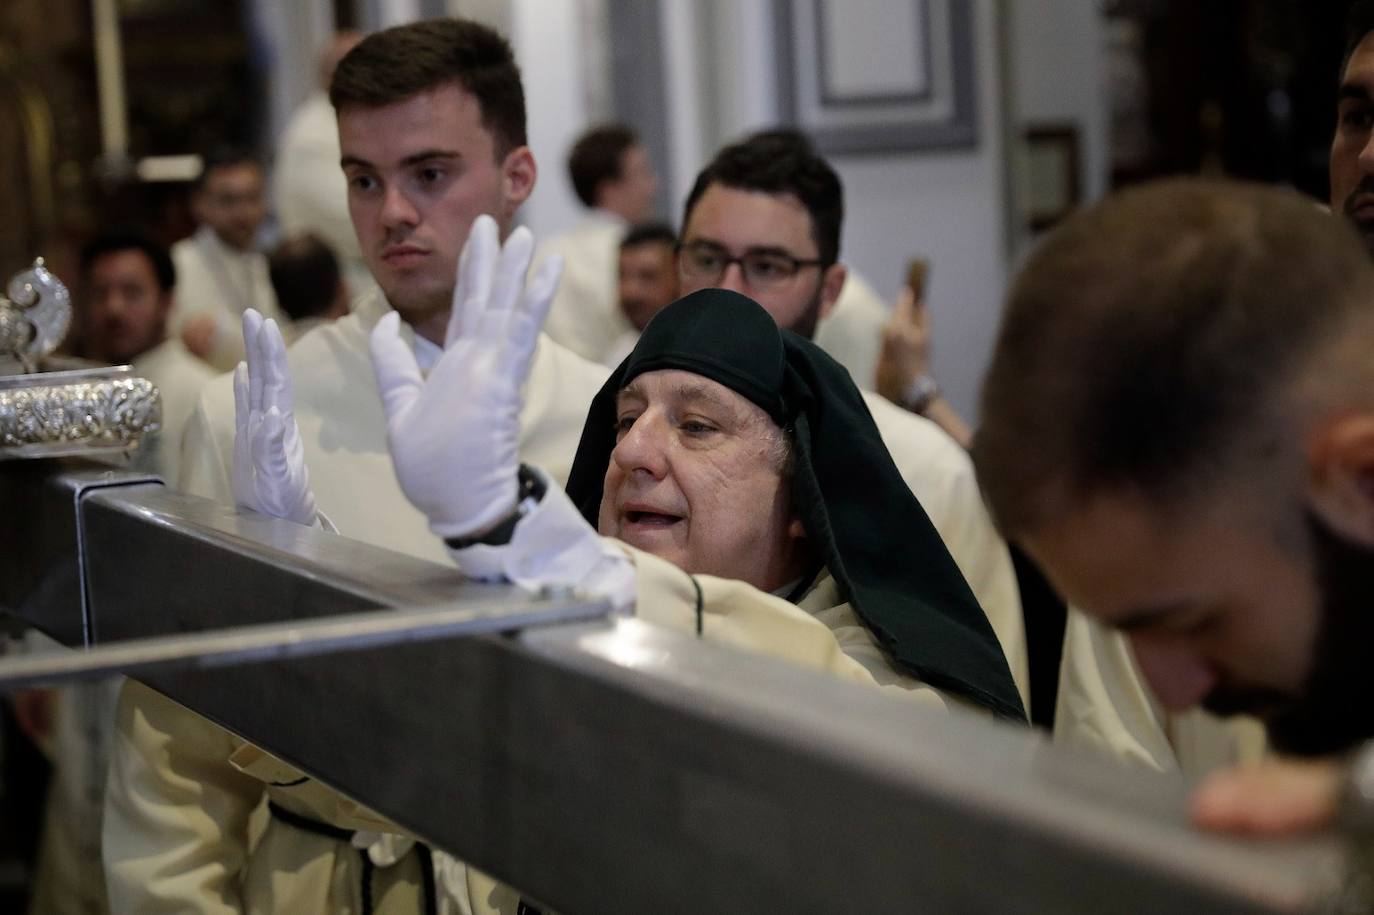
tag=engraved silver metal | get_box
[0,302,33,354]
[0,372,160,457]
[5,257,71,357]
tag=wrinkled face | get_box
[196,163,268,251]
[85,250,171,364]
[678,184,840,339]
[1332,33,1374,256]
[617,241,677,331]
[1023,485,1323,720]
[339,84,533,327]
[597,369,808,592]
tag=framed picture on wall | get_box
[1024,124,1081,232]
[773,0,978,155]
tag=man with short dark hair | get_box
[20,230,211,915]
[1044,5,1374,783]
[275,32,368,292]
[674,130,1031,712]
[172,147,285,371]
[973,177,1374,832]
[267,233,350,337]
[537,123,660,363]
[567,123,657,223]
[81,229,213,483]
[601,221,677,366]
[104,19,609,914]
[1332,0,1374,257]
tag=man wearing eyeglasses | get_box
[673,130,1031,717]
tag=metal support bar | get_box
[0,461,1344,913]
[0,597,607,689]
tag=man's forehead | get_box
[1343,33,1374,95]
[91,249,158,282]
[338,84,492,155]
[203,162,262,188]
[685,184,815,247]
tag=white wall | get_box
[832,1,1007,422]
[251,0,334,147]
[1007,0,1109,242]
[703,0,1009,421]
[507,0,592,238]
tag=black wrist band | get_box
[444,464,547,550]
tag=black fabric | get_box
[266,801,436,915]
[1010,544,1067,731]
[565,289,1026,721]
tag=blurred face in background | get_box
[1332,32,1374,257]
[85,249,172,364]
[195,162,269,252]
[601,143,658,224]
[617,240,678,331]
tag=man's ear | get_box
[500,146,537,218]
[787,517,807,542]
[818,263,847,322]
[1307,413,1374,546]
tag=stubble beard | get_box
[1202,513,1374,757]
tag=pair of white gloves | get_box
[231,215,635,607]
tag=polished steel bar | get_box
[0,597,607,689]
[0,462,1343,913]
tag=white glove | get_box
[369,214,559,539]
[231,308,318,526]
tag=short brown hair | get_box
[329,18,526,158]
[568,124,638,208]
[974,178,1374,535]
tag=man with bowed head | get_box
[972,178,1374,837]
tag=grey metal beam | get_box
[0,597,607,689]
[0,462,1344,913]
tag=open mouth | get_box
[625,510,682,526]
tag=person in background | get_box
[673,130,1031,715]
[104,19,610,914]
[82,228,214,484]
[276,31,371,294]
[172,147,286,372]
[17,229,212,915]
[268,233,351,340]
[536,122,659,363]
[601,221,678,367]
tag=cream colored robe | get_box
[814,271,891,391]
[170,227,286,374]
[102,288,958,914]
[532,213,629,364]
[1054,608,1268,775]
[104,547,950,915]
[104,290,609,914]
[130,337,218,485]
[862,392,1030,711]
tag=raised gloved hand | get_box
[231,308,318,525]
[369,214,560,539]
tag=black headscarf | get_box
[566,289,1026,722]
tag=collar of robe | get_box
[565,288,1026,722]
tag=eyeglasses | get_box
[676,241,825,290]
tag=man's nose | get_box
[380,184,420,229]
[610,413,669,478]
[1127,631,1219,711]
[717,261,749,295]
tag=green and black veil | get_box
[566,288,1025,721]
